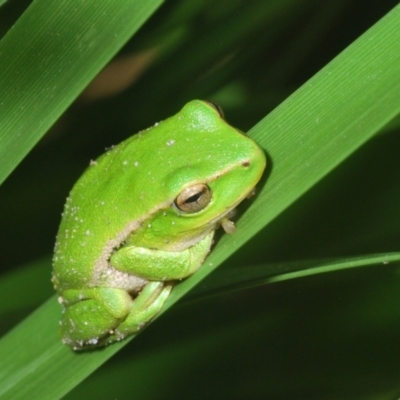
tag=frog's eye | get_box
[174,184,212,213]
[204,101,225,119]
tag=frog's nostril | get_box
[242,161,250,168]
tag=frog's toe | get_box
[108,283,172,342]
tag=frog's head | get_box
[126,100,266,251]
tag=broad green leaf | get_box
[0,0,163,186]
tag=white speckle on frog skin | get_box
[134,161,139,167]
[123,160,128,165]
[166,140,175,146]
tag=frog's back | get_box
[52,136,147,291]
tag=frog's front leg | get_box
[104,281,172,345]
[110,231,214,281]
[102,232,214,343]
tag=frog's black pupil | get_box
[185,192,203,204]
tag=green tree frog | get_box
[52,100,266,350]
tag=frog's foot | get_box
[59,283,171,350]
[105,281,172,345]
[59,287,133,350]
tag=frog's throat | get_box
[91,198,171,287]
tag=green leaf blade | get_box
[0,0,163,186]
[245,3,400,238]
